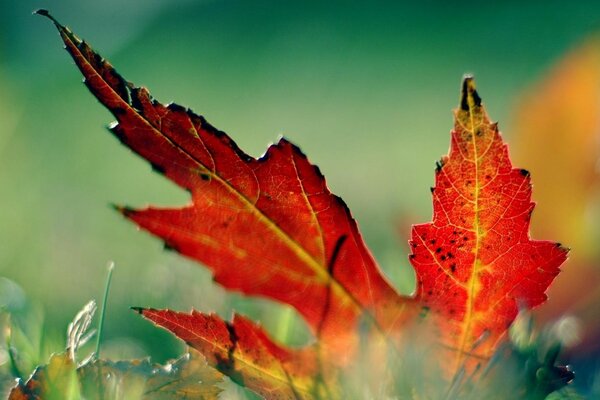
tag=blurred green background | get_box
[1,0,599,396]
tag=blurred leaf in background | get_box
[511,34,600,393]
[512,34,600,312]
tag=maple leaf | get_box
[134,309,334,399]
[38,9,569,398]
[34,10,410,351]
[409,78,568,372]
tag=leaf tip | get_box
[110,203,135,217]
[130,307,145,315]
[33,9,61,27]
[33,8,50,17]
[163,241,179,253]
[556,242,571,254]
[461,74,482,111]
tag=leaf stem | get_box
[95,261,114,358]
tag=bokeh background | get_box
[1,0,599,397]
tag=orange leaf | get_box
[136,308,335,399]
[410,78,568,372]
[512,37,600,259]
[511,37,600,335]
[34,11,413,353]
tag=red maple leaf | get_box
[410,78,568,372]
[39,10,568,398]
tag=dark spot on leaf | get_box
[129,87,143,103]
[436,247,442,253]
[151,162,166,175]
[199,172,211,181]
[461,77,482,111]
[91,51,103,69]
[450,263,457,272]
[435,160,443,173]
[167,102,187,113]
[130,306,144,314]
[116,206,134,218]
[519,169,530,177]
[215,324,244,385]
[163,242,178,252]
[112,106,127,116]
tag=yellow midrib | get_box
[454,97,483,373]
